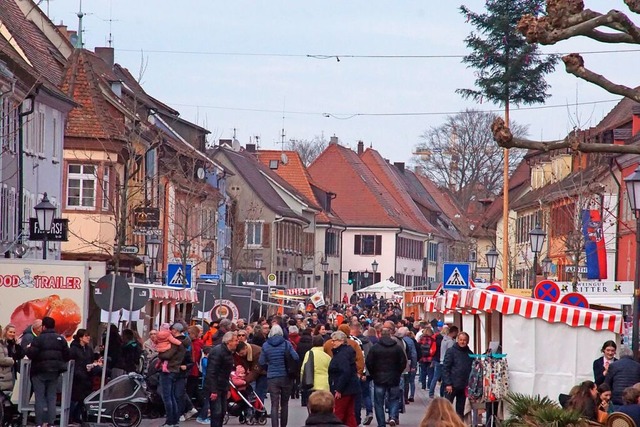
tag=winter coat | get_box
[175,335,194,378]
[69,340,96,401]
[121,340,142,373]
[323,335,365,376]
[328,343,360,396]
[0,341,15,392]
[204,343,234,394]
[157,341,186,374]
[26,329,70,376]
[365,336,406,387]
[593,356,618,386]
[442,343,473,391]
[418,334,436,364]
[211,329,226,347]
[258,335,299,379]
[433,333,444,363]
[19,326,37,352]
[402,336,417,370]
[297,334,313,363]
[190,337,204,377]
[605,356,640,405]
[303,412,349,426]
[439,335,454,363]
[300,347,331,391]
[288,332,300,350]
[5,338,24,376]
[235,343,264,383]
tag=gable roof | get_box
[214,147,309,223]
[255,150,344,225]
[309,143,427,233]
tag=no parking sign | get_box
[533,280,561,302]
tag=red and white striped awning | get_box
[462,288,623,334]
[413,294,431,303]
[151,288,198,303]
[285,287,318,296]
[423,298,436,312]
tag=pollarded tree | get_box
[492,1,640,154]
[285,135,327,166]
[414,110,527,211]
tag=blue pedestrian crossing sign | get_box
[167,263,193,288]
[442,263,470,290]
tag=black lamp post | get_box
[625,165,640,357]
[321,256,329,296]
[146,236,161,283]
[486,247,499,285]
[34,193,56,260]
[254,255,263,285]
[220,255,230,300]
[371,259,378,282]
[542,256,553,280]
[202,244,214,275]
[529,224,546,290]
[469,257,477,281]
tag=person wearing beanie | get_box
[323,324,365,377]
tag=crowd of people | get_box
[0,298,509,427]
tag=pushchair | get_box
[83,372,148,427]
[224,381,267,425]
[0,390,21,427]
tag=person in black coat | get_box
[328,331,359,427]
[69,329,99,423]
[205,331,238,427]
[442,331,473,420]
[303,390,348,427]
[605,346,640,406]
[297,329,314,406]
[120,329,142,373]
[26,316,70,427]
[593,340,617,386]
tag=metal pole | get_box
[633,215,640,358]
[490,267,494,286]
[531,253,538,291]
[323,271,328,296]
[42,232,47,260]
[201,292,206,328]
[97,272,117,423]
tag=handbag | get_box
[301,350,315,390]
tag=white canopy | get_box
[355,280,405,294]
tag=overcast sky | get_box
[46,1,639,163]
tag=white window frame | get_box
[245,220,263,248]
[101,166,110,211]
[51,114,59,162]
[36,110,45,157]
[67,164,97,210]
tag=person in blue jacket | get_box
[259,324,299,427]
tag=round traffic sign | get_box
[486,284,504,293]
[533,280,561,302]
[560,292,589,308]
[94,274,130,311]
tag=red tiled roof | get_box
[61,50,126,141]
[360,149,434,234]
[309,144,426,232]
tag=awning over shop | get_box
[285,287,318,295]
[127,282,198,303]
[462,288,623,334]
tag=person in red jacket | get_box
[418,327,436,390]
[186,325,204,416]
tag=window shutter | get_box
[375,235,382,255]
[354,235,361,254]
[262,223,270,247]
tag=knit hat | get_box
[160,323,171,331]
[171,322,184,332]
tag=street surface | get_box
[140,387,432,427]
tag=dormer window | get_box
[269,160,279,169]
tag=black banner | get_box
[133,207,160,229]
[28,218,69,241]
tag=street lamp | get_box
[321,256,329,296]
[371,259,378,276]
[529,223,546,290]
[220,255,230,300]
[542,256,553,279]
[254,255,263,285]
[468,257,477,280]
[34,192,56,260]
[486,247,499,284]
[146,236,161,283]
[202,244,214,274]
[625,164,640,357]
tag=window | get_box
[101,167,110,211]
[201,208,216,239]
[51,116,59,161]
[354,234,382,255]
[396,237,424,260]
[325,230,340,256]
[35,111,45,156]
[246,221,263,247]
[427,241,438,262]
[67,164,96,209]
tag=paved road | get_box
[141,387,432,427]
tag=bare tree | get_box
[492,1,640,154]
[285,135,327,166]
[414,110,527,211]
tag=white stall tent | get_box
[424,287,622,403]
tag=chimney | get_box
[414,165,424,176]
[329,136,339,145]
[394,162,405,173]
[246,143,256,153]
[357,140,364,155]
[94,47,114,67]
[219,139,232,147]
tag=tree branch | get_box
[562,53,640,103]
[491,117,640,154]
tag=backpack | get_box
[468,359,484,403]
[283,341,299,378]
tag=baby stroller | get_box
[0,390,21,427]
[224,381,267,425]
[83,372,148,427]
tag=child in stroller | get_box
[227,365,267,425]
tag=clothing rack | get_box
[469,352,509,427]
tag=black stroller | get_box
[0,390,21,427]
[83,372,148,427]
[224,380,267,425]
